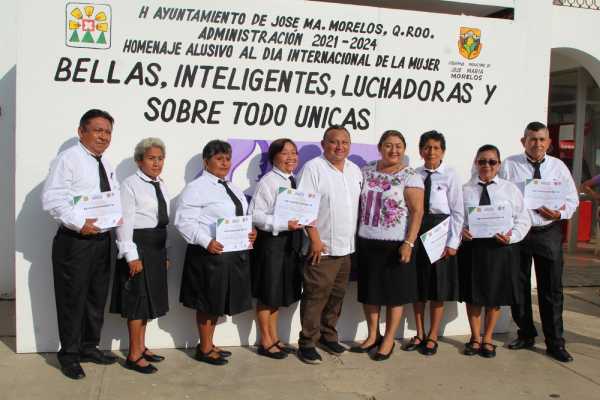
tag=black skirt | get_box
[179,244,252,316]
[415,214,459,302]
[357,237,418,306]
[110,228,169,320]
[251,229,303,308]
[458,238,523,307]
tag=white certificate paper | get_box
[419,217,450,264]
[523,179,565,210]
[216,216,253,252]
[73,191,122,229]
[467,204,513,239]
[273,187,321,227]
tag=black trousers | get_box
[510,222,565,348]
[52,227,113,365]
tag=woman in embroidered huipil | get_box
[351,130,424,361]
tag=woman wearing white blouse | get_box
[176,140,257,366]
[249,138,304,360]
[111,138,170,374]
[458,144,531,358]
[406,131,464,356]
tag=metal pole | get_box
[567,67,587,253]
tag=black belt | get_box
[58,225,110,240]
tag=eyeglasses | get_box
[477,159,499,166]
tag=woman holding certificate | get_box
[249,138,304,360]
[175,140,257,366]
[352,130,424,361]
[111,138,170,374]
[459,144,531,358]
[405,131,463,356]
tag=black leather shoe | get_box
[372,342,395,362]
[480,343,497,358]
[257,344,288,360]
[60,362,86,380]
[142,348,165,362]
[401,336,424,352]
[213,346,232,358]
[318,338,346,355]
[80,349,118,365]
[463,339,481,356]
[274,341,296,354]
[350,336,382,353]
[508,337,535,350]
[298,347,322,364]
[419,338,438,356]
[546,346,573,362]
[194,347,228,366]
[125,356,158,374]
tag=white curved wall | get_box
[11,0,597,353]
[0,0,17,300]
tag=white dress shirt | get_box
[249,167,295,235]
[359,162,424,241]
[297,155,362,256]
[499,153,579,227]
[42,142,119,232]
[175,170,249,248]
[416,163,464,249]
[462,175,531,244]
[116,170,170,262]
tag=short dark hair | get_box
[79,109,114,129]
[476,144,501,161]
[268,138,297,164]
[524,121,547,137]
[323,124,350,141]
[202,139,232,160]
[419,130,446,151]
[378,130,406,148]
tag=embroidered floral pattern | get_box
[360,163,420,232]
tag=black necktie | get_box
[289,175,297,189]
[149,181,169,228]
[478,182,493,206]
[528,158,544,179]
[94,155,111,192]
[423,171,433,215]
[218,180,244,216]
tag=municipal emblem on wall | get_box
[66,3,111,49]
[458,27,482,60]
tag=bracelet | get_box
[403,240,414,248]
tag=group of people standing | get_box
[42,109,578,380]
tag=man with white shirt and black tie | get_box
[500,121,579,362]
[296,125,363,364]
[42,109,119,379]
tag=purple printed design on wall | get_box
[225,139,381,199]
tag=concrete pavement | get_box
[1,287,599,400]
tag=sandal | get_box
[480,342,497,358]
[213,346,232,358]
[274,340,296,354]
[125,355,157,374]
[419,338,438,356]
[464,338,481,356]
[257,343,287,360]
[194,346,228,365]
[350,336,382,353]
[402,336,424,352]
[143,348,165,362]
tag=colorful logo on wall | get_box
[458,27,482,60]
[66,3,111,49]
